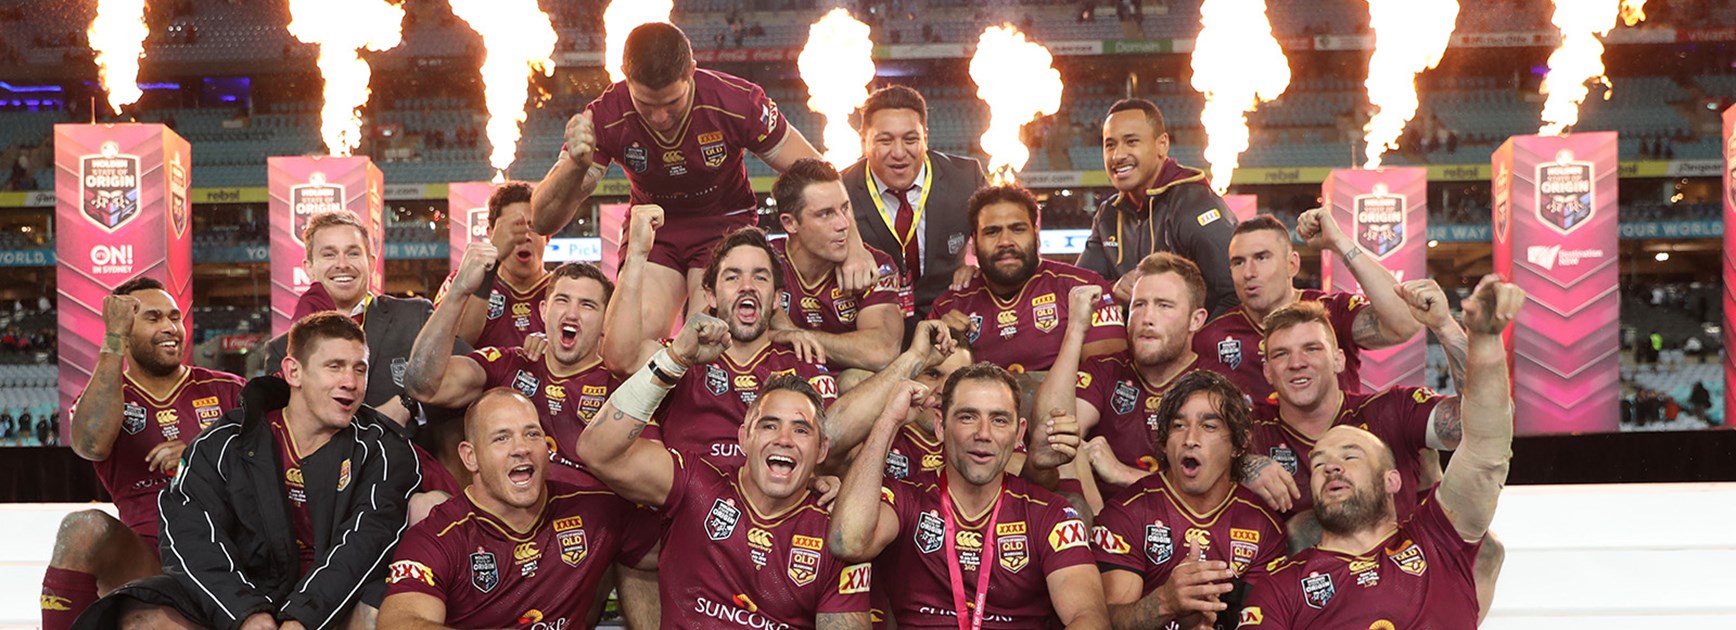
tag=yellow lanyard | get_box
[867,155,933,249]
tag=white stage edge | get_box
[0,484,1732,628]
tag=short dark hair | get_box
[753,373,827,430]
[1107,98,1167,137]
[287,311,367,365]
[859,85,928,129]
[940,362,1022,418]
[701,227,785,295]
[486,181,534,229]
[113,275,166,296]
[301,211,372,260]
[622,22,694,89]
[773,158,842,219]
[1149,369,1253,480]
[549,262,614,305]
[1134,252,1207,312]
[1262,300,1338,350]
[1232,214,1290,239]
[967,185,1040,233]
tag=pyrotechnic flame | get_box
[88,0,148,115]
[797,9,876,168]
[1361,0,1459,168]
[287,0,405,156]
[1538,0,1647,136]
[603,0,674,83]
[450,0,556,178]
[1191,0,1291,194]
[968,25,1062,185]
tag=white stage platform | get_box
[1,484,1732,628]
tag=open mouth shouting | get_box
[507,462,536,487]
[1177,453,1203,479]
[765,453,798,481]
[557,321,581,350]
[733,294,761,326]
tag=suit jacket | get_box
[266,294,470,412]
[841,150,987,320]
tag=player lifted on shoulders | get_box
[532,22,880,340]
[44,277,244,630]
[1237,276,1523,629]
[577,315,872,629]
[1193,213,1422,403]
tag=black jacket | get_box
[1078,158,1240,318]
[841,150,988,319]
[156,375,421,629]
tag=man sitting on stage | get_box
[44,277,245,630]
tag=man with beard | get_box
[433,182,551,349]
[1236,277,1523,628]
[1079,99,1237,317]
[77,313,421,630]
[603,209,951,469]
[770,158,912,372]
[1194,214,1421,403]
[576,318,873,629]
[1037,253,1226,491]
[830,362,1110,629]
[378,389,660,629]
[841,85,988,322]
[43,277,245,630]
[533,22,880,340]
[929,185,1125,376]
[1091,370,1287,630]
[405,247,633,484]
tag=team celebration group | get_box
[41,22,1526,630]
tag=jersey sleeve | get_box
[859,248,911,316]
[1235,572,1295,630]
[1324,291,1370,350]
[1412,490,1481,567]
[1089,499,1145,574]
[1038,501,1095,575]
[883,479,919,534]
[817,554,873,615]
[616,503,664,568]
[1377,387,1444,455]
[729,80,790,156]
[1081,277,1127,345]
[1075,356,1116,419]
[660,449,698,515]
[384,522,452,600]
[465,347,513,387]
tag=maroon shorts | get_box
[625,210,759,272]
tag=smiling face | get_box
[1102,109,1170,194]
[780,180,854,265]
[939,378,1025,486]
[282,336,367,433]
[973,202,1039,289]
[1228,228,1299,316]
[1262,321,1345,410]
[125,288,186,376]
[1126,271,1206,369]
[1310,425,1401,535]
[1161,391,1240,499]
[739,388,828,502]
[542,274,607,366]
[304,224,372,309]
[864,107,929,192]
[705,243,777,343]
[460,391,549,511]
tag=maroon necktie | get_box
[891,187,920,278]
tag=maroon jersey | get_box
[385,478,659,628]
[773,237,913,336]
[266,411,318,572]
[469,348,643,483]
[584,69,788,218]
[1092,473,1287,608]
[655,344,838,467]
[883,424,945,482]
[437,272,553,351]
[1192,289,1370,404]
[75,366,243,545]
[1236,492,1481,629]
[878,474,1095,628]
[1075,353,1226,473]
[657,451,871,628]
[928,259,1122,373]
[1250,387,1442,519]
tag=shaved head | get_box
[464,388,538,444]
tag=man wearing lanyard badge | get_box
[831,362,1110,629]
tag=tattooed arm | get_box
[1237,454,1302,513]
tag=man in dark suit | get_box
[840,85,988,324]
